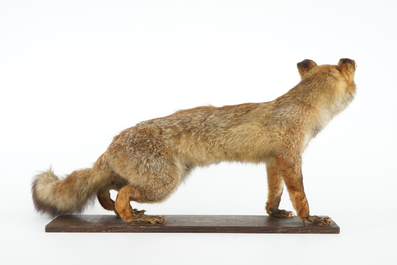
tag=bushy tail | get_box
[32,154,110,217]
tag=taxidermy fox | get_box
[32,58,356,225]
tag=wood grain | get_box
[45,215,340,234]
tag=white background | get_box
[1,0,396,264]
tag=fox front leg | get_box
[265,158,293,218]
[274,155,332,226]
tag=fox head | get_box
[297,58,356,83]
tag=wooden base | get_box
[45,215,339,234]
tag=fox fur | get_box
[32,58,356,225]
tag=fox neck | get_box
[303,89,355,151]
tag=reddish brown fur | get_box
[32,59,356,225]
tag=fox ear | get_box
[297,59,317,78]
[337,58,357,80]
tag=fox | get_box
[32,58,356,226]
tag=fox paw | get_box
[132,208,146,216]
[114,209,143,218]
[144,215,165,225]
[306,215,333,226]
[129,214,165,225]
[269,209,294,218]
[119,207,165,224]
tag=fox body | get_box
[32,58,356,225]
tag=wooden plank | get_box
[45,215,340,234]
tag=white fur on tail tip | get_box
[31,167,63,216]
[32,166,99,216]
[34,167,59,201]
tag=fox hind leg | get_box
[97,175,129,217]
[115,185,166,224]
[114,165,181,224]
[97,187,123,217]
